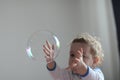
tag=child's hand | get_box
[66,48,87,75]
[43,40,55,63]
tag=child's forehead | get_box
[70,43,91,51]
[71,42,89,48]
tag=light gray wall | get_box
[0,0,119,80]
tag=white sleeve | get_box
[81,67,104,80]
[47,62,71,80]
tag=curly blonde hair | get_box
[72,33,104,66]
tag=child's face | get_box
[69,42,94,67]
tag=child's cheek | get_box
[83,59,88,64]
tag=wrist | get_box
[47,61,56,71]
[79,66,89,77]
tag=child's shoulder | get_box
[93,67,103,74]
[94,67,101,71]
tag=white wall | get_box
[0,0,119,80]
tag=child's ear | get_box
[93,56,99,64]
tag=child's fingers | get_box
[65,58,79,71]
[46,40,52,49]
[43,45,50,56]
[74,58,80,63]
[65,63,77,71]
[45,55,49,59]
[43,48,50,56]
[76,48,83,59]
[65,66,71,71]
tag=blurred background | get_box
[0,0,119,80]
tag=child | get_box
[43,33,104,80]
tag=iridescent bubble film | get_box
[26,30,60,62]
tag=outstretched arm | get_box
[43,40,55,69]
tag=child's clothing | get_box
[47,62,104,80]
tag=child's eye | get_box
[83,55,86,58]
[70,54,75,58]
[83,55,88,59]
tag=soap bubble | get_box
[26,30,60,63]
